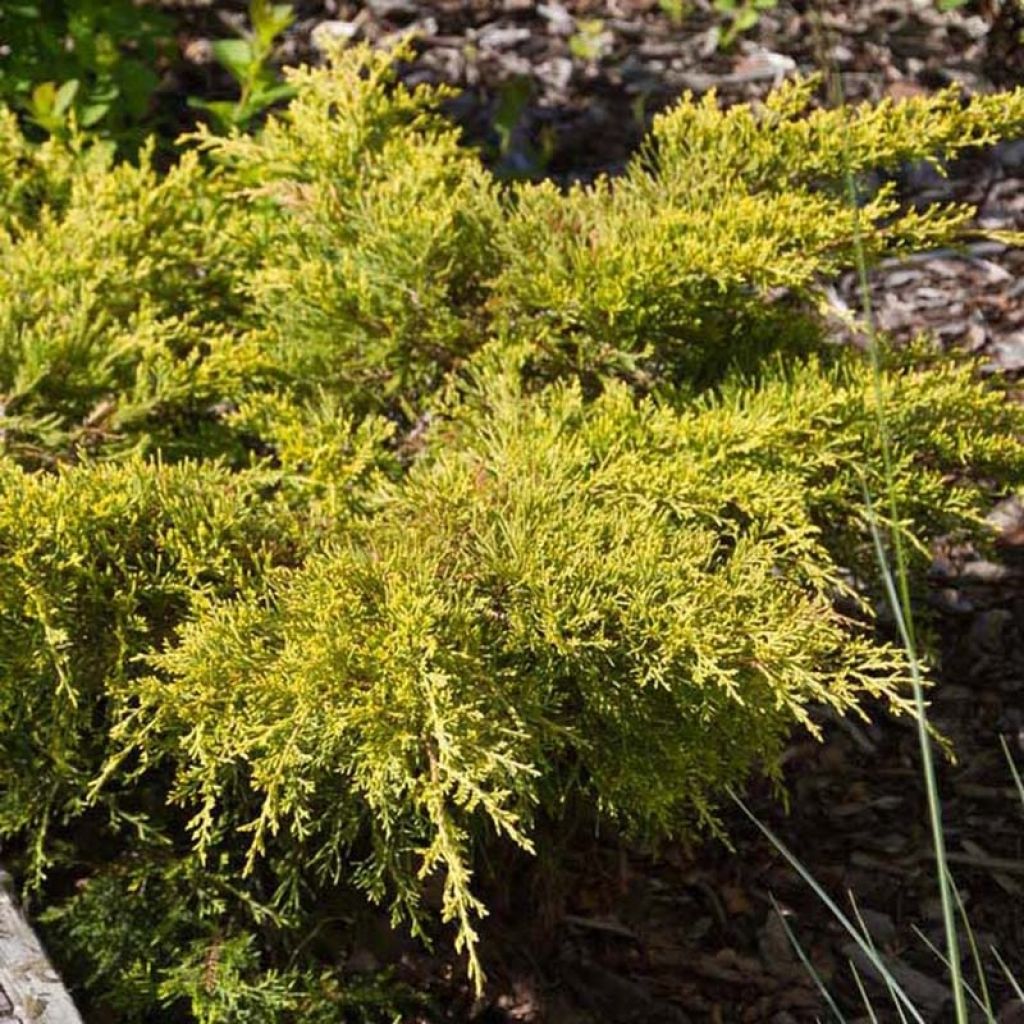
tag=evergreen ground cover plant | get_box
[2,41,1024,1021]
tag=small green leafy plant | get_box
[191,0,297,133]
[713,0,779,48]
[568,18,612,63]
[0,0,170,145]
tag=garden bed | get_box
[2,3,1024,1023]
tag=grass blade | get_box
[849,958,880,1024]
[990,946,1024,1005]
[910,924,993,1022]
[728,789,928,1024]
[1000,733,1024,809]
[769,893,847,1024]
[849,891,913,1023]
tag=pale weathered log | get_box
[0,869,83,1024]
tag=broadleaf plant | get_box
[190,0,297,134]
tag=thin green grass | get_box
[1002,733,1024,808]
[993,947,1024,1005]
[769,894,847,1023]
[837,106,970,1024]
[731,792,928,1024]
[742,6,1024,1019]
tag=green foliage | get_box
[0,0,170,145]
[191,0,298,134]
[490,75,1024,389]
[3,47,1022,458]
[657,0,691,27]
[200,45,500,422]
[0,456,390,1020]
[0,43,1022,1021]
[488,76,556,179]
[0,135,261,463]
[114,352,1024,987]
[0,105,105,225]
[0,457,303,865]
[713,0,779,48]
[568,18,613,63]
[39,849,421,1022]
